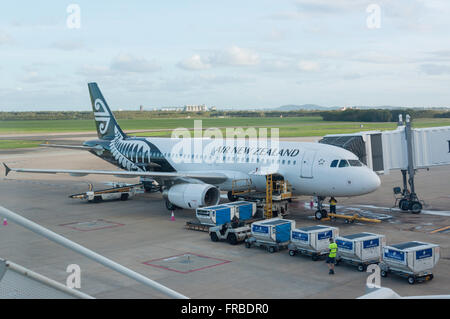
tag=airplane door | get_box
[301,151,316,178]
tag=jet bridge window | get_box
[338,160,349,168]
[330,160,339,167]
[348,159,363,167]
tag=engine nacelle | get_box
[163,183,220,209]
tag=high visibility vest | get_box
[330,199,336,206]
[329,243,337,258]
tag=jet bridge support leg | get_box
[397,116,423,214]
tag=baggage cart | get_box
[379,241,439,284]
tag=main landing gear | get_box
[314,196,328,220]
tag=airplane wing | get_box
[3,163,228,184]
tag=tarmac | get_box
[0,136,449,299]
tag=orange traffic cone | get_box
[3,218,7,226]
[170,211,175,221]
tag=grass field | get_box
[1,117,450,148]
[0,140,43,149]
[1,117,450,135]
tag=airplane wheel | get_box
[165,200,176,211]
[410,201,422,214]
[227,191,238,202]
[315,210,322,220]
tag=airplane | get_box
[3,83,381,216]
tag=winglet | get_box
[3,163,11,176]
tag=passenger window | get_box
[330,160,339,167]
[338,160,349,168]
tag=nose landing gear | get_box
[314,196,328,220]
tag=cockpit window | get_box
[338,160,349,168]
[348,159,363,167]
[330,160,339,167]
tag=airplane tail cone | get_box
[170,211,175,221]
[3,218,7,226]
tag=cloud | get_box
[210,46,260,66]
[420,63,450,75]
[295,0,362,13]
[177,54,211,70]
[177,46,260,71]
[110,54,161,73]
[297,60,320,72]
[0,31,13,45]
[50,40,84,51]
[77,65,116,77]
[21,71,51,83]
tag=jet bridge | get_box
[320,115,450,214]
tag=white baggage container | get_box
[195,205,236,226]
[224,201,257,221]
[250,218,295,244]
[335,232,386,271]
[380,241,440,284]
[288,225,339,260]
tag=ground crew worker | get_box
[327,238,338,275]
[329,197,337,215]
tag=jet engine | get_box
[163,183,220,210]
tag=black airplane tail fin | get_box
[88,82,127,140]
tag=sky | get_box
[1,0,450,111]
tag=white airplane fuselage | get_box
[89,134,381,198]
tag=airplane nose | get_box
[368,171,381,192]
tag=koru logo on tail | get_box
[94,99,111,135]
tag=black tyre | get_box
[268,246,275,253]
[120,193,129,201]
[245,241,251,248]
[289,250,296,257]
[165,200,175,211]
[227,191,237,202]
[380,270,387,277]
[315,210,322,220]
[357,264,366,272]
[312,255,319,261]
[210,232,219,242]
[399,199,409,211]
[93,196,102,203]
[410,201,422,214]
[408,276,416,285]
[227,233,238,245]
